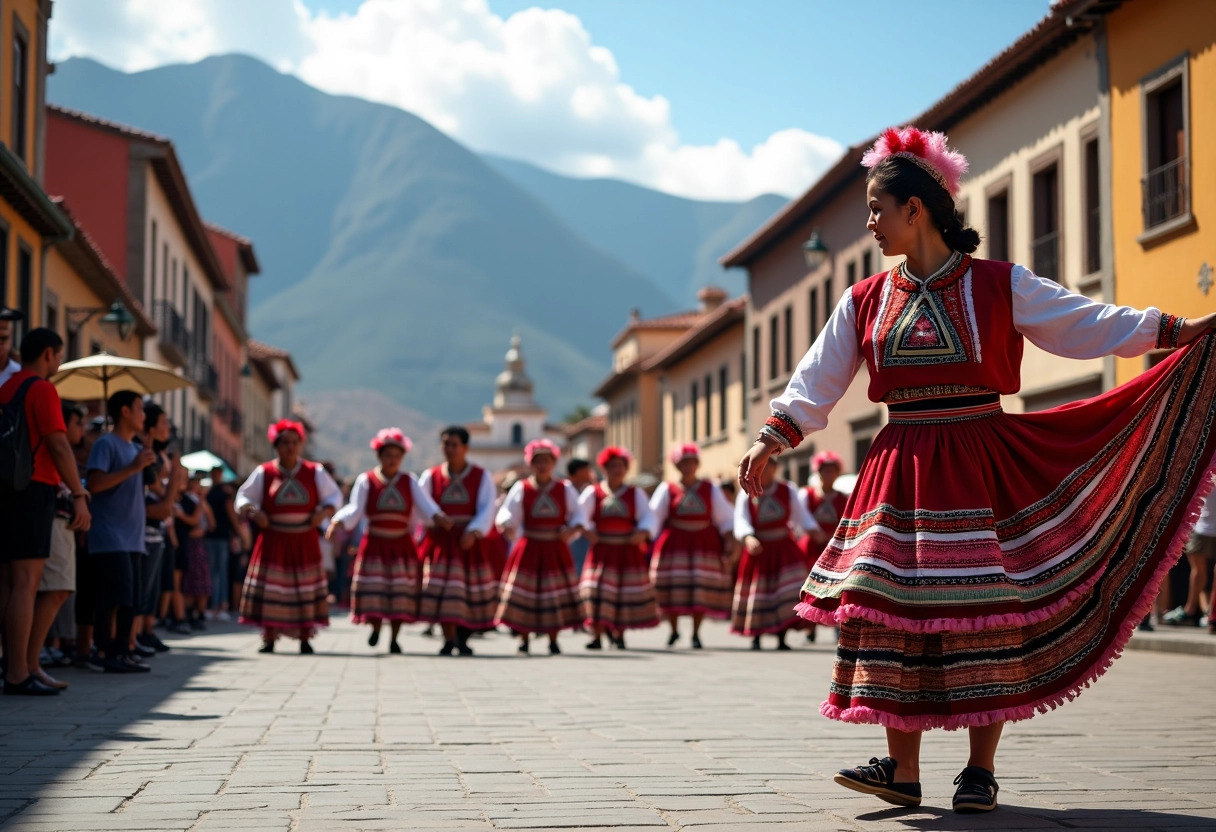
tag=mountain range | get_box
[47,55,784,441]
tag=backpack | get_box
[0,376,42,494]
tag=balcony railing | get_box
[1142,156,1189,230]
[194,359,219,400]
[1031,230,1059,282]
[154,301,191,366]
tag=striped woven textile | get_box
[731,536,808,636]
[495,537,582,634]
[350,534,421,624]
[418,527,503,629]
[580,539,660,630]
[239,528,329,641]
[650,526,732,618]
[799,333,1216,730]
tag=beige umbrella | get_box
[50,353,192,402]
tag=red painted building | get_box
[206,223,260,470]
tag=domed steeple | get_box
[494,334,535,408]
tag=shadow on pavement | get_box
[858,804,1214,829]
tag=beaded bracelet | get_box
[763,411,803,449]
[1157,313,1186,349]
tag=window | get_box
[150,221,158,306]
[1083,137,1101,274]
[17,242,31,335]
[846,261,857,287]
[1141,57,1189,231]
[162,244,169,303]
[12,26,28,161]
[718,365,728,435]
[751,326,760,389]
[862,250,873,279]
[511,423,523,446]
[44,290,58,335]
[739,352,747,422]
[1032,161,1060,281]
[768,313,778,380]
[0,221,8,308]
[670,392,678,440]
[704,372,712,437]
[823,278,834,328]
[66,327,80,362]
[809,287,819,341]
[691,381,699,441]
[782,305,793,374]
[987,188,1010,262]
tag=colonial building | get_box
[44,200,155,362]
[45,106,229,453]
[723,0,1126,484]
[466,335,565,476]
[0,0,73,333]
[1105,0,1216,384]
[206,223,260,470]
[592,288,729,477]
[243,346,280,468]
[648,296,748,484]
[564,406,607,469]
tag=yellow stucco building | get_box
[1108,0,1216,383]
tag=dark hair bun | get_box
[942,212,981,255]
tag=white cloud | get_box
[49,0,843,200]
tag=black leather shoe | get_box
[299,641,315,655]
[439,640,457,656]
[3,675,60,696]
[368,629,381,647]
[258,641,275,654]
[833,757,922,807]
[953,765,999,813]
[389,640,402,654]
[691,634,703,649]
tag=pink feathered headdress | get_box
[370,428,412,454]
[812,450,844,471]
[268,419,307,445]
[862,126,968,197]
[596,446,632,469]
[668,442,700,466]
[525,438,561,464]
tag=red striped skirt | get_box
[650,526,731,618]
[418,528,502,629]
[731,536,808,635]
[580,539,659,631]
[350,533,421,624]
[798,334,1216,731]
[495,537,582,634]
[239,527,329,640]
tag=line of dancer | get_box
[235,420,837,657]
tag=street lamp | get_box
[66,300,136,342]
[802,230,829,271]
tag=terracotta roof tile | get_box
[644,297,747,370]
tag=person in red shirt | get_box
[0,328,91,696]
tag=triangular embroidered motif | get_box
[891,293,958,357]
[756,495,786,524]
[532,491,560,519]
[274,477,310,507]
[441,480,470,505]
[600,493,629,517]
[376,483,408,512]
[676,490,707,516]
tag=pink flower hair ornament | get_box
[668,442,700,466]
[370,428,412,454]
[812,450,844,472]
[862,126,968,197]
[525,438,562,465]
[268,419,307,446]
[596,445,633,469]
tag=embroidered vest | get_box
[853,257,1021,402]
[522,479,567,532]
[260,461,319,528]
[665,479,713,527]
[806,487,848,531]
[592,484,638,537]
[364,469,413,537]
[749,482,793,540]
[428,464,485,525]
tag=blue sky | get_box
[308,0,1050,148]
[50,0,1055,199]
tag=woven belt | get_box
[886,392,1002,424]
[524,530,563,541]
[754,529,792,541]
[268,522,313,534]
[667,520,711,532]
[596,533,635,545]
[368,527,408,539]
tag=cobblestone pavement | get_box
[1,618,1214,832]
